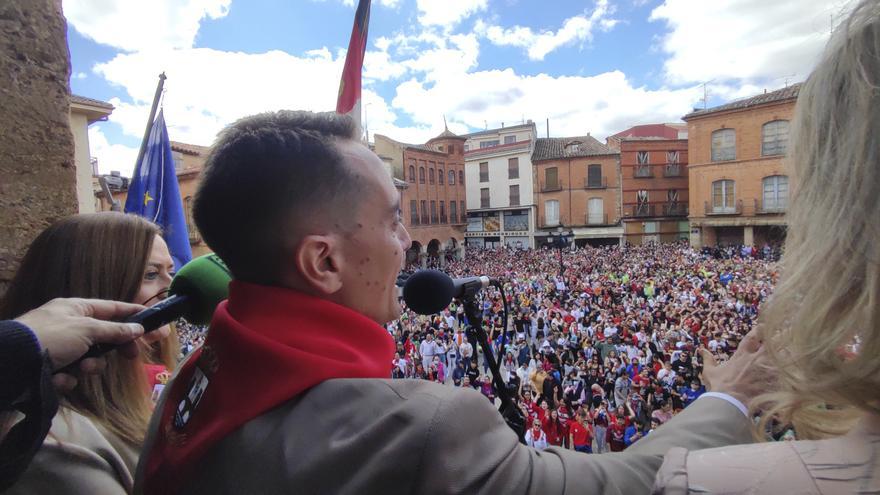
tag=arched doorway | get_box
[406,241,422,268]
[427,239,441,259]
[446,238,459,261]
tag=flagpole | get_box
[133,73,167,176]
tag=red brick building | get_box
[620,137,690,245]
[374,130,467,266]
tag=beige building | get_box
[69,95,113,213]
[462,122,537,249]
[684,84,798,248]
[531,136,623,246]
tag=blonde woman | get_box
[0,213,178,494]
[654,2,880,492]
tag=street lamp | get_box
[549,225,573,277]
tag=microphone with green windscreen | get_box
[55,253,232,374]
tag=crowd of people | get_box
[389,241,779,451]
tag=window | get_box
[438,168,444,185]
[636,190,649,216]
[460,201,466,222]
[480,140,500,148]
[711,129,736,161]
[665,151,681,177]
[762,120,789,156]
[429,168,435,185]
[567,142,580,152]
[545,200,560,226]
[410,200,419,225]
[421,200,428,223]
[504,135,516,144]
[508,157,519,179]
[450,201,457,223]
[173,151,184,171]
[479,162,489,182]
[430,201,438,223]
[448,144,455,154]
[544,167,559,190]
[464,144,469,152]
[440,201,446,223]
[587,164,602,188]
[408,165,416,183]
[667,189,679,203]
[459,171,464,185]
[419,167,425,184]
[666,189,682,216]
[509,185,520,206]
[712,179,736,212]
[184,196,200,243]
[635,151,651,177]
[480,188,490,208]
[448,170,456,185]
[762,175,788,211]
[588,198,604,224]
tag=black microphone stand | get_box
[459,282,526,443]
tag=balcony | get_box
[539,215,565,229]
[540,180,563,192]
[584,177,608,189]
[705,199,743,216]
[662,203,689,217]
[663,165,682,177]
[755,198,786,214]
[634,165,654,178]
[586,213,610,225]
[631,204,656,218]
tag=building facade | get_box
[374,130,467,267]
[619,137,690,245]
[462,122,537,249]
[531,136,623,246]
[69,94,113,213]
[684,85,798,248]
[95,141,213,258]
[605,123,687,151]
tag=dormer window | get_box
[566,141,582,152]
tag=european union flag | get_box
[124,110,192,270]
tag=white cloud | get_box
[88,126,139,177]
[73,71,87,80]
[477,0,618,61]
[650,0,856,85]
[63,0,231,52]
[416,0,488,28]
[94,47,347,147]
[391,68,702,142]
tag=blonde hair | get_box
[754,0,880,439]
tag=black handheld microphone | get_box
[55,253,232,374]
[402,269,493,315]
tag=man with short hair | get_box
[137,111,769,495]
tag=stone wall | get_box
[0,0,76,293]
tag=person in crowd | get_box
[542,408,565,447]
[524,419,548,450]
[569,410,593,453]
[0,213,178,494]
[592,401,610,453]
[0,298,146,491]
[137,110,771,495]
[654,2,880,492]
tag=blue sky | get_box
[65,0,851,176]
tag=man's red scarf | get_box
[141,281,395,494]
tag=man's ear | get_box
[294,234,345,295]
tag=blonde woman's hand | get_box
[700,329,775,408]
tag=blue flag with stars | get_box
[124,110,192,270]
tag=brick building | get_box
[619,137,690,245]
[95,141,212,258]
[462,122,537,249]
[373,129,467,266]
[684,84,798,248]
[531,136,622,246]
